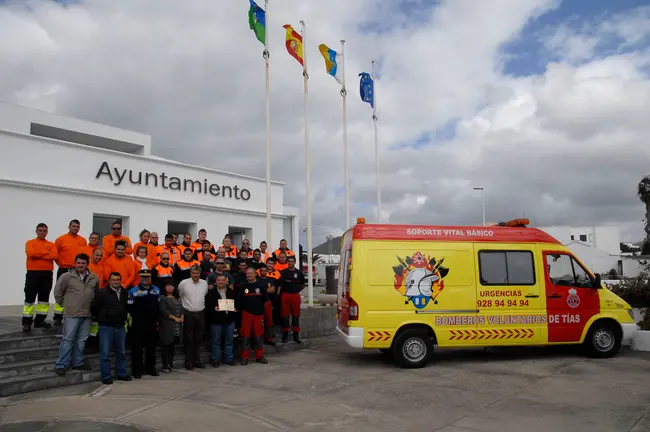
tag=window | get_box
[570,235,575,241]
[93,214,127,245]
[579,234,587,242]
[546,254,593,288]
[479,251,535,285]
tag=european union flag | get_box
[359,72,374,108]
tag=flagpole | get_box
[372,60,382,223]
[341,40,350,229]
[301,21,314,308]
[264,0,272,246]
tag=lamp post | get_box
[473,187,485,227]
[326,235,334,263]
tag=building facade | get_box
[0,102,298,306]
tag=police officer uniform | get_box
[127,269,160,378]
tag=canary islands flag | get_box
[248,0,266,45]
[359,72,374,108]
[318,44,343,85]
[283,24,304,66]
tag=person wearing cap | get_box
[127,269,160,378]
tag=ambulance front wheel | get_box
[393,329,433,368]
[584,322,621,358]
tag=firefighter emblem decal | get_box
[393,252,450,309]
[567,288,580,309]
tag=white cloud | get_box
[1,0,649,245]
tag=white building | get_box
[0,102,298,306]
[536,225,630,276]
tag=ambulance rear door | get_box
[337,230,354,334]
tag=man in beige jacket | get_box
[54,253,99,375]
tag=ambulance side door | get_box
[474,244,544,345]
[542,251,600,343]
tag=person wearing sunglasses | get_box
[102,221,133,258]
[152,252,174,289]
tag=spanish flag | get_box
[283,24,304,66]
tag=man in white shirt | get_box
[178,265,208,370]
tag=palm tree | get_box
[637,176,650,254]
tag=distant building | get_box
[536,225,646,277]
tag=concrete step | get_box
[0,326,62,340]
[0,334,61,351]
[0,346,62,364]
[0,339,311,397]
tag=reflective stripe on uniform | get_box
[35,303,49,316]
[89,321,98,337]
[53,303,64,314]
[23,303,34,317]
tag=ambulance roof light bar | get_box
[357,218,366,224]
[498,218,530,227]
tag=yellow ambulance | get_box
[336,218,637,368]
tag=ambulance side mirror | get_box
[592,273,602,289]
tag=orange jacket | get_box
[80,245,106,264]
[103,254,135,288]
[25,238,58,271]
[272,248,295,259]
[261,251,271,263]
[89,261,104,286]
[222,246,238,258]
[155,244,181,266]
[55,233,87,268]
[102,235,133,258]
[133,241,157,268]
[274,262,289,272]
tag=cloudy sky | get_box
[2,0,650,245]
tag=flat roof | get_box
[351,224,561,244]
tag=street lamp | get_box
[473,187,485,227]
[326,235,334,263]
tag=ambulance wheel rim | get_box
[593,328,614,352]
[402,337,427,363]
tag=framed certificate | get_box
[218,299,235,312]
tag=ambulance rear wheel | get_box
[584,322,621,358]
[393,330,432,368]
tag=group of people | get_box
[24,219,306,385]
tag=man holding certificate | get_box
[205,273,237,367]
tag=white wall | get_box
[537,225,621,256]
[0,130,285,215]
[567,242,619,275]
[2,184,289,306]
[0,101,151,155]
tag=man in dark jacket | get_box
[238,267,268,365]
[205,274,237,367]
[279,256,306,344]
[127,269,160,378]
[91,272,132,385]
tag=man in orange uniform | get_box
[178,233,194,256]
[102,221,133,258]
[222,237,238,259]
[88,248,105,286]
[240,239,254,258]
[173,248,200,286]
[155,234,180,266]
[150,232,159,248]
[152,252,174,288]
[272,239,295,261]
[133,229,157,269]
[274,251,289,272]
[103,241,135,289]
[24,223,59,332]
[259,241,271,263]
[238,267,268,365]
[54,219,88,325]
[191,229,215,253]
[81,232,105,264]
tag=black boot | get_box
[293,332,302,344]
[281,332,289,343]
[264,328,276,346]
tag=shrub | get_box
[608,260,650,308]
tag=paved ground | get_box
[0,336,649,432]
